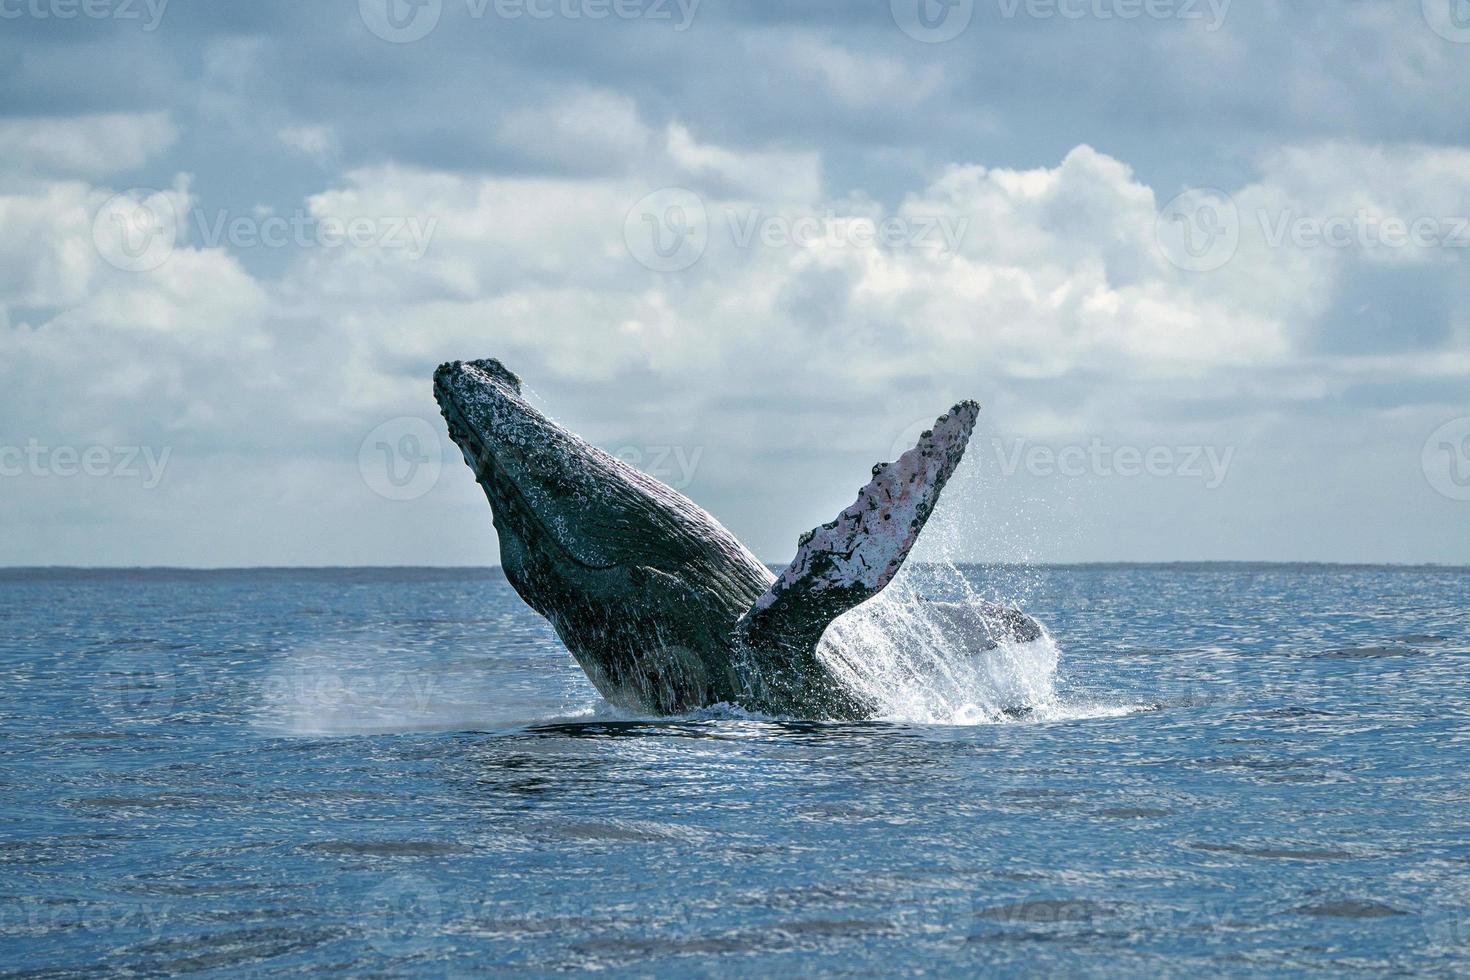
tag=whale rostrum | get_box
[433,357,1038,719]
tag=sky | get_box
[1,0,1468,567]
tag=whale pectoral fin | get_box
[736,400,980,657]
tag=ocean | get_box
[2,564,1467,975]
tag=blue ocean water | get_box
[2,564,1468,976]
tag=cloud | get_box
[2,4,1468,564]
[277,124,338,165]
[665,123,822,202]
[0,112,178,178]
[496,90,653,173]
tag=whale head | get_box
[433,358,773,710]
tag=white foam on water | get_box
[818,591,1055,725]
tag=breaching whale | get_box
[434,358,1040,719]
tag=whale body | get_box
[433,358,1038,719]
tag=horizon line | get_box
[2,561,1468,572]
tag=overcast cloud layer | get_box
[1,0,1467,566]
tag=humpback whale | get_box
[434,358,1040,719]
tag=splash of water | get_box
[817,570,1060,725]
[808,452,1133,726]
